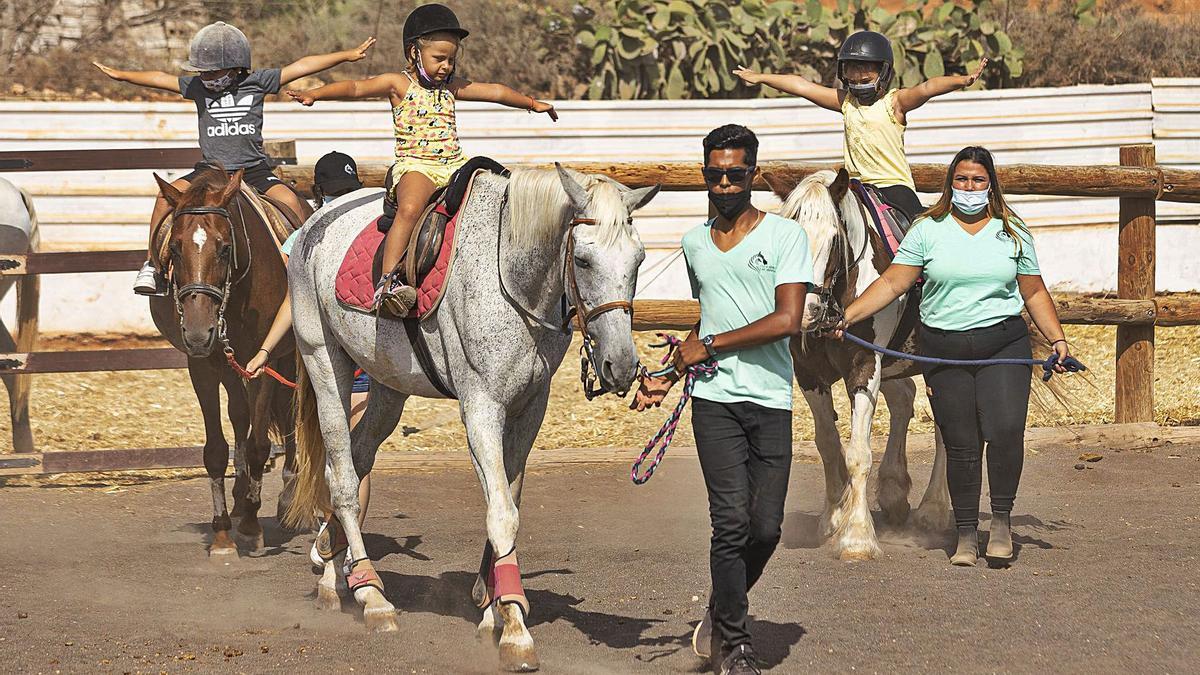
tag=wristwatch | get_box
[701,334,718,359]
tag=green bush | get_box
[565,0,1024,100]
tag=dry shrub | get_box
[1010,0,1200,86]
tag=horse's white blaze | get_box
[192,227,207,252]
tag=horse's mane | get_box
[777,169,865,276]
[506,168,633,249]
[178,163,235,208]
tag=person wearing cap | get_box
[311,151,365,206]
[286,3,557,318]
[734,32,987,222]
[94,22,375,296]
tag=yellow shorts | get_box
[391,156,469,191]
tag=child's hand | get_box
[531,100,558,122]
[964,57,989,87]
[732,65,764,85]
[346,37,376,62]
[93,62,122,80]
[286,90,317,106]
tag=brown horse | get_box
[149,166,302,555]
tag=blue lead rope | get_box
[838,331,1087,382]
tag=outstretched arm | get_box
[453,80,558,120]
[733,66,841,112]
[280,37,375,85]
[897,58,988,113]
[286,72,406,105]
[92,62,180,93]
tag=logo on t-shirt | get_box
[205,93,257,137]
[748,251,775,272]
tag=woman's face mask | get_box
[951,187,990,215]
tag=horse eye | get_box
[219,243,232,259]
[574,256,591,269]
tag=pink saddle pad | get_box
[334,211,459,319]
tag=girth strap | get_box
[402,318,456,399]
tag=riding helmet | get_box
[837,30,894,88]
[403,3,470,47]
[182,22,251,73]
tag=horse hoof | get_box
[316,585,342,611]
[499,643,540,672]
[912,506,954,533]
[364,607,399,633]
[235,527,265,551]
[210,530,239,558]
[837,541,882,562]
[882,502,911,526]
[476,605,502,646]
[209,545,238,559]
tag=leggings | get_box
[879,185,924,222]
[919,315,1031,528]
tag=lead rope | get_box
[631,334,717,485]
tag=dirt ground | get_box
[0,440,1197,673]
[3,325,1200,455]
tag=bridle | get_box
[169,202,252,356]
[561,217,635,400]
[807,195,870,333]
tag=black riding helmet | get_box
[837,30,894,91]
[403,3,470,48]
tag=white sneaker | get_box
[133,261,167,296]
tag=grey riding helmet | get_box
[182,22,251,73]
[837,30,894,90]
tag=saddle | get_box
[850,180,910,259]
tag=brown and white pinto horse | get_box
[771,168,1061,560]
[149,166,303,555]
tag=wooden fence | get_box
[0,143,1197,473]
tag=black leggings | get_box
[919,316,1032,528]
[879,185,924,222]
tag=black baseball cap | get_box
[314,151,363,196]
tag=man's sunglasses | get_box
[702,166,757,184]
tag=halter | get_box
[169,202,253,356]
[808,195,871,333]
[561,217,636,400]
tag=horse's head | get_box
[554,165,660,396]
[769,168,857,332]
[155,167,245,357]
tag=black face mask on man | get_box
[708,189,752,221]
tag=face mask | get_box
[848,80,879,105]
[951,187,990,215]
[201,72,235,92]
[708,189,752,221]
[414,49,453,89]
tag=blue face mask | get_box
[951,187,990,215]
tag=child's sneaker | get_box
[372,273,417,318]
[133,261,167,296]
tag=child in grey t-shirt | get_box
[94,21,374,295]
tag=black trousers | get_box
[879,184,924,222]
[692,397,792,650]
[919,315,1032,528]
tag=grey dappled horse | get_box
[0,177,39,453]
[285,166,658,671]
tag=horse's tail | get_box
[282,351,331,530]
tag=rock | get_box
[1074,463,1086,470]
[1079,452,1103,463]
[17,612,27,619]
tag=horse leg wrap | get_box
[492,562,529,617]
[346,559,385,594]
[315,517,349,562]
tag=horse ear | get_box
[154,173,183,207]
[829,168,851,204]
[218,169,245,206]
[555,162,590,212]
[760,172,793,199]
[622,184,660,213]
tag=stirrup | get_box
[372,272,417,318]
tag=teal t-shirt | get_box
[682,213,813,411]
[892,213,1040,331]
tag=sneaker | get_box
[133,261,167,296]
[372,273,417,318]
[692,607,713,658]
[719,644,761,675]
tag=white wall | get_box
[1,81,1198,333]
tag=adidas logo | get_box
[208,93,254,122]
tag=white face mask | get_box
[951,187,990,215]
[201,72,235,92]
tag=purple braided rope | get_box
[632,334,717,485]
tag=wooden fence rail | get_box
[0,145,1194,469]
